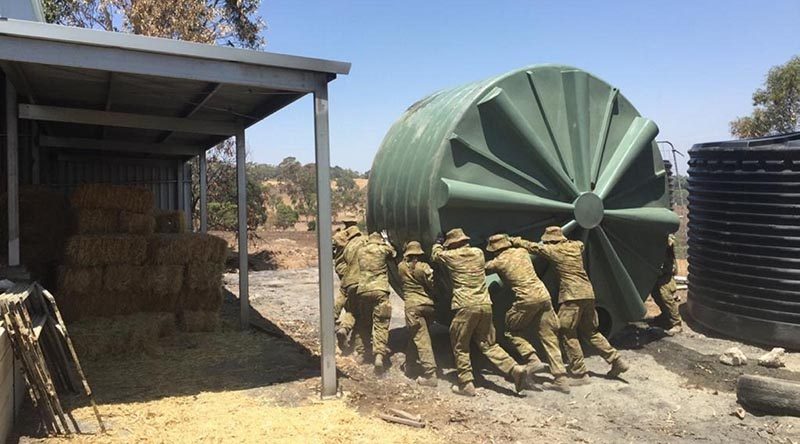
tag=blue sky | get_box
[249,0,800,173]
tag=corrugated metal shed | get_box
[0,18,348,409]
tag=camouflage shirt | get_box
[656,240,677,286]
[431,244,491,310]
[341,235,367,290]
[398,258,435,308]
[511,237,594,303]
[485,247,550,304]
[332,230,349,279]
[357,239,396,294]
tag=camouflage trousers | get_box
[405,304,437,378]
[505,299,566,377]
[558,299,619,376]
[354,290,391,357]
[651,278,681,328]
[450,304,518,385]
[334,286,347,326]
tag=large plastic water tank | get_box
[368,65,678,333]
[688,133,800,348]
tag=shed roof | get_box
[0,19,351,156]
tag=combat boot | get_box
[374,354,386,375]
[335,327,350,351]
[544,376,571,394]
[416,375,438,388]
[510,365,528,394]
[451,382,476,397]
[664,324,683,336]
[525,359,547,376]
[608,357,630,378]
[569,373,591,386]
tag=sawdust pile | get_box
[49,393,440,443]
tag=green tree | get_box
[42,0,265,48]
[731,56,800,138]
[274,202,299,229]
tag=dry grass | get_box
[178,310,219,332]
[155,210,187,234]
[70,184,154,214]
[65,235,148,266]
[44,393,439,444]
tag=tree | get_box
[731,56,800,138]
[42,0,265,48]
[273,202,299,229]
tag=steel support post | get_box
[236,130,249,329]
[6,78,20,266]
[199,150,208,233]
[313,81,337,398]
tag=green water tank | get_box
[367,64,678,334]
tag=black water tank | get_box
[687,133,800,349]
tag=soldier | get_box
[431,228,527,397]
[332,214,359,348]
[355,231,397,374]
[650,234,682,335]
[398,241,438,387]
[485,234,570,393]
[336,225,367,354]
[511,226,629,384]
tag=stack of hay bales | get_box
[56,184,228,333]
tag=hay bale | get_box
[185,262,224,291]
[68,312,176,361]
[73,209,119,234]
[103,265,146,293]
[177,311,219,332]
[149,234,227,265]
[120,211,156,235]
[145,265,185,295]
[58,266,103,295]
[65,235,148,266]
[178,286,223,312]
[155,210,188,234]
[70,184,154,214]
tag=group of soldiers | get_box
[332,215,682,397]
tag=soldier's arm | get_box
[430,243,447,265]
[418,262,435,288]
[510,236,543,255]
[485,257,499,273]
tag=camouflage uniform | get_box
[355,233,396,361]
[651,236,681,329]
[485,236,566,378]
[332,229,350,323]
[340,228,367,351]
[512,228,623,378]
[431,229,524,391]
[398,244,437,379]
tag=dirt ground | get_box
[238,268,800,444]
[13,243,800,443]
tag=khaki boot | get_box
[452,382,476,397]
[608,357,629,378]
[525,359,547,376]
[511,365,528,394]
[416,375,438,388]
[374,354,386,375]
[569,374,591,386]
[544,376,571,394]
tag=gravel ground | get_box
[228,268,800,444]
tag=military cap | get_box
[344,225,362,240]
[342,213,359,224]
[443,228,470,247]
[542,226,567,243]
[485,234,512,252]
[403,241,424,257]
